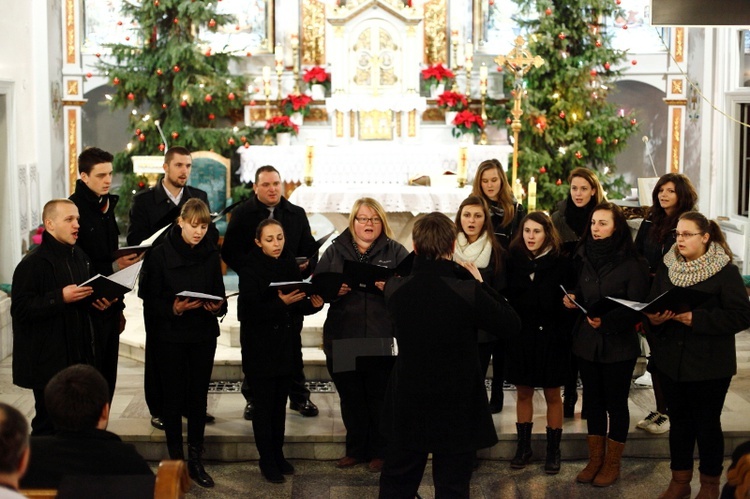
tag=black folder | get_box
[342,260,395,294]
[607,287,713,314]
[79,261,142,302]
[331,337,396,373]
[176,290,239,303]
[268,272,346,302]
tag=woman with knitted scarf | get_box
[453,196,506,412]
[563,202,649,488]
[645,212,750,499]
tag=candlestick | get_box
[262,66,271,120]
[465,40,473,61]
[479,64,488,145]
[304,139,315,186]
[457,145,468,188]
[275,43,283,65]
[451,36,460,92]
[528,177,537,211]
[262,66,271,83]
[513,178,523,200]
[291,36,300,95]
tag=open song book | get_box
[79,260,143,302]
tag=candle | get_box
[465,40,473,62]
[290,35,299,49]
[457,145,468,187]
[513,178,523,200]
[451,29,459,39]
[528,177,537,212]
[479,64,488,81]
[304,139,315,185]
[275,44,283,64]
[262,66,271,82]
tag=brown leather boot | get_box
[658,469,693,499]
[576,435,606,483]
[592,439,625,487]
[695,473,720,499]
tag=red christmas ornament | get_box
[558,32,566,40]
[125,36,130,41]
[95,52,101,58]
[208,113,215,120]
[595,39,602,47]
[249,100,256,106]
[630,118,637,125]
[631,59,638,65]
[135,128,141,135]
[558,111,566,119]
[205,48,212,57]
[161,103,167,109]
[127,92,135,101]
[173,18,179,24]
[156,69,163,75]
[604,62,611,70]
[246,52,252,57]
[180,100,187,107]
[117,20,123,26]
[556,179,563,186]
[616,0,621,4]
[171,131,179,139]
[596,136,603,145]
[113,77,120,85]
[228,92,236,101]
[208,19,216,28]
[545,7,552,15]
[158,143,165,151]
[154,0,159,5]
[241,136,247,143]
[85,72,92,78]
[505,117,512,125]
[235,25,241,31]
[228,138,236,146]
[138,133,146,142]
[173,65,180,72]
[539,166,547,174]
[138,181,145,188]
[204,94,212,102]
[575,151,583,159]
[622,24,628,30]
[590,69,597,77]
[244,142,250,149]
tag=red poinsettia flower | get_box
[421,63,455,84]
[452,110,484,137]
[265,115,300,136]
[437,91,468,112]
[303,66,331,90]
[280,93,313,117]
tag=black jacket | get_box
[221,195,318,275]
[571,245,650,363]
[139,226,226,343]
[489,200,525,250]
[237,248,322,378]
[127,182,214,246]
[21,429,152,489]
[646,263,750,382]
[382,257,521,453]
[11,231,95,389]
[634,219,677,275]
[316,229,409,356]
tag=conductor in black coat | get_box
[126,146,215,429]
[379,212,521,499]
[69,147,142,401]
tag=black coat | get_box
[489,200,525,250]
[634,219,677,275]
[139,226,226,343]
[126,182,214,246]
[21,429,152,489]
[504,249,576,387]
[237,248,321,378]
[11,231,95,389]
[646,263,750,382]
[571,245,650,363]
[316,229,409,356]
[221,195,318,275]
[382,257,521,454]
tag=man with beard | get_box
[128,146,216,430]
[11,200,115,435]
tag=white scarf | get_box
[454,231,492,269]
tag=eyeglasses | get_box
[673,231,703,239]
[355,216,382,225]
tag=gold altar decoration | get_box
[291,35,301,94]
[336,111,344,137]
[423,0,447,64]
[302,0,326,65]
[479,63,488,145]
[67,109,78,193]
[494,35,545,186]
[358,110,393,140]
[304,141,315,186]
[457,145,468,187]
[670,108,682,173]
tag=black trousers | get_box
[93,312,121,402]
[144,327,162,418]
[248,375,292,466]
[578,356,636,443]
[659,372,731,476]
[379,445,474,499]
[240,323,310,406]
[326,355,390,460]
[156,337,217,456]
[31,388,54,436]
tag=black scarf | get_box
[564,196,598,238]
[585,236,617,271]
[167,224,216,263]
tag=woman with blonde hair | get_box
[317,198,409,472]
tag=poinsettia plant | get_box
[280,93,313,117]
[452,110,484,138]
[421,63,455,85]
[437,91,468,112]
[303,66,331,91]
[265,115,299,136]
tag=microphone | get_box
[642,136,658,177]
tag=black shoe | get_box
[205,412,215,424]
[243,402,254,421]
[187,445,214,488]
[151,417,165,431]
[544,427,562,474]
[260,462,285,483]
[290,399,319,417]
[278,458,295,475]
[510,422,533,469]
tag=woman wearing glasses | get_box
[633,173,698,435]
[645,212,750,499]
[317,198,409,472]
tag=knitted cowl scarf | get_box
[663,241,730,287]
[454,231,492,269]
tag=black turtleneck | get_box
[69,179,119,277]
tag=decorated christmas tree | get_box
[97,0,256,173]
[493,0,638,210]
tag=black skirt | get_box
[504,324,570,388]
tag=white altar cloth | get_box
[237,143,513,185]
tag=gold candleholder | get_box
[479,72,488,145]
[451,37,460,92]
[465,59,473,103]
[291,35,301,95]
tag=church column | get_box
[61,0,87,194]
[663,27,688,174]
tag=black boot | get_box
[489,379,504,414]
[510,422,533,469]
[167,442,184,461]
[187,444,214,488]
[563,391,578,418]
[544,427,562,474]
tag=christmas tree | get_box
[492,0,638,210]
[96,0,257,173]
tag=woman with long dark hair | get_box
[645,212,750,499]
[505,212,574,474]
[634,173,698,435]
[563,202,649,488]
